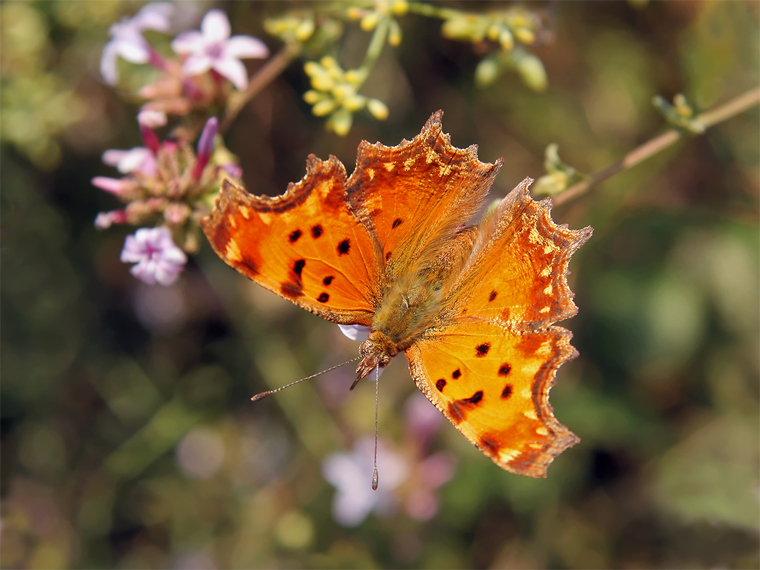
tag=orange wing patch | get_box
[202,156,382,325]
[346,111,502,283]
[406,319,579,478]
[448,179,592,331]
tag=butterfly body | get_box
[202,112,592,478]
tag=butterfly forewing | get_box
[202,157,382,325]
[346,111,501,285]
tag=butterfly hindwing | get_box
[202,157,383,325]
[406,319,579,478]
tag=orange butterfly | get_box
[202,111,592,478]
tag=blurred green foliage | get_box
[2,1,759,568]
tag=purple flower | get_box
[101,147,157,177]
[101,2,174,85]
[322,438,409,527]
[120,227,187,285]
[171,9,269,90]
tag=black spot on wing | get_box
[317,292,330,303]
[464,390,483,405]
[489,290,498,302]
[323,275,334,286]
[435,379,446,392]
[311,224,323,238]
[289,229,302,243]
[501,384,513,399]
[392,218,403,228]
[293,259,305,277]
[476,343,490,357]
[452,369,461,379]
[498,363,511,376]
[337,239,350,255]
[385,251,392,262]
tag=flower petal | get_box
[171,30,205,54]
[132,2,174,32]
[182,54,213,77]
[100,41,120,84]
[115,35,151,63]
[130,260,158,285]
[224,36,269,59]
[201,9,230,43]
[92,176,127,195]
[137,108,168,128]
[212,57,248,90]
[154,260,184,285]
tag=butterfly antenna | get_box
[250,356,361,402]
[371,364,380,491]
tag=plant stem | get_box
[354,15,390,86]
[220,42,302,134]
[553,86,760,206]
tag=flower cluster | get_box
[102,4,269,124]
[303,57,389,136]
[439,7,548,91]
[93,116,242,285]
[345,0,408,45]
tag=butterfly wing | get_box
[406,180,592,477]
[345,111,501,283]
[202,156,383,325]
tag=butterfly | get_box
[201,111,592,478]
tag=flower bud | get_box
[295,18,315,42]
[475,58,500,88]
[367,98,389,120]
[515,52,547,92]
[303,90,323,104]
[360,12,379,32]
[327,109,353,136]
[512,27,535,45]
[344,94,366,112]
[388,19,403,47]
[312,98,338,116]
[499,28,514,51]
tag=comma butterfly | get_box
[202,111,592,477]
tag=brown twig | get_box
[553,86,760,206]
[220,42,302,134]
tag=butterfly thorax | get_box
[356,264,450,379]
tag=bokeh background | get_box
[2,1,758,568]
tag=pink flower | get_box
[101,147,157,176]
[101,2,174,85]
[171,9,269,90]
[137,108,168,128]
[322,438,409,527]
[120,227,187,285]
[92,176,130,196]
[94,210,128,229]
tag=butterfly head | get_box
[355,331,398,380]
